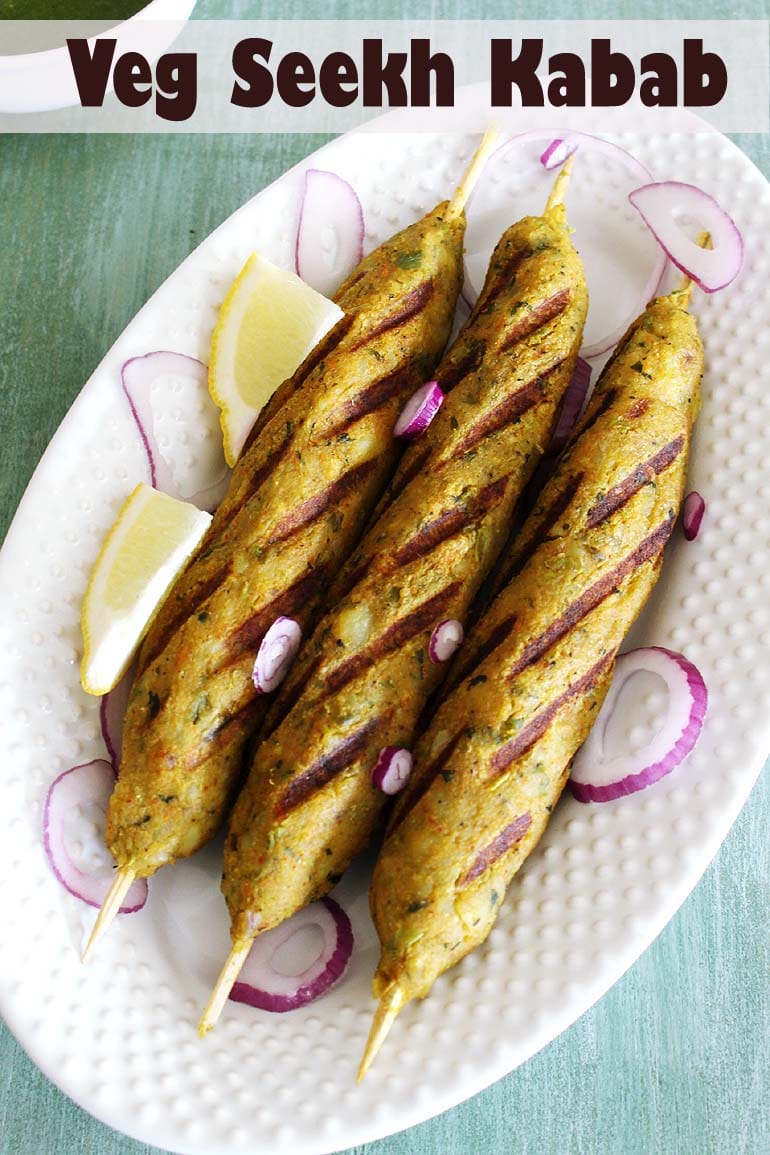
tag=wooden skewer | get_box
[81,865,137,963]
[357,983,406,1083]
[545,154,574,212]
[678,231,712,307]
[447,129,500,220]
[198,941,253,1037]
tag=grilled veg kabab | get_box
[199,163,588,1034]
[82,134,499,962]
[360,280,704,1077]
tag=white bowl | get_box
[0,0,197,114]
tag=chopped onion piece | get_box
[121,351,230,512]
[43,760,148,911]
[253,617,302,693]
[682,491,706,541]
[230,897,353,1013]
[372,746,413,795]
[394,381,444,439]
[570,647,707,803]
[540,137,578,170]
[295,169,365,297]
[429,619,465,663]
[629,181,743,293]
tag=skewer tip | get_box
[81,866,137,963]
[446,128,501,220]
[678,230,712,306]
[356,984,406,1083]
[545,154,574,213]
[198,941,253,1038]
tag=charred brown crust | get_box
[391,476,509,569]
[269,458,379,546]
[387,444,433,504]
[585,436,685,528]
[435,342,486,394]
[323,580,464,697]
[323,371,411,440]
[507,514,674,683]
[507,472,585,579]
[276,718,382,817]
[458,811,533,886]
[448,612,518,690]
[224,567,327,663]
[215,428,295,537]
[389,730,465,833]
[349,281,434,350]
[137,562,232,675]
[490,652,614,775]
[499,288,571,353]
[451,372,551,460]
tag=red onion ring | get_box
[540,137,578,170]
[230,897,353,1013]
[295,168,365,297]
[549,356,593,456]
[43,760,148,912]
[682,491,706,541]
[253,617,302,693]
[429,619,465,663]
[570,647,707,803]
[121,351,230,512]
[629,181,743,293]
[394,381,444,439]
[372,747,413,795]
[99,669,133,771]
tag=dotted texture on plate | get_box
[0,125,769,1155]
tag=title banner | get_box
[1,20,767,132]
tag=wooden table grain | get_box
[1,13,769,1155]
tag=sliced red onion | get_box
[629,182,743,293]
[540,137,578,171]
[682,491,706,541]
[295,169,365,297]
[43,760,148,912]
[372,746,413,795]
[99,668,133,771]
[463,131,666,359]
[394,381,444,439]
[121,351,230,513]
[429,619,465,663]
[230,897,353,1013]
[253,617,302,693]
[570,647,707,804]
[549,357,593,455]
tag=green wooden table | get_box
[1,2,769,1153]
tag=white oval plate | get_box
[1,124,769,1155]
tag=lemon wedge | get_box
[81,483,212,696]
[209,253,345,466]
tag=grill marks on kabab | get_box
[499,288,571,353]
[323,372,411,440]
[223,568,327,665]
[390,731,465,832]
[490,652,614,776]
[506,516,675,685]
[277,718,383,817]
[507,472,585,580]
[323,582,464,698]
[458,812,533,887]
[269,458,379,546]
[391,476,509,569]
[451,367,556,460]
[349,281,434,350]
[586,435,685,528]
[215,428,295,537]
